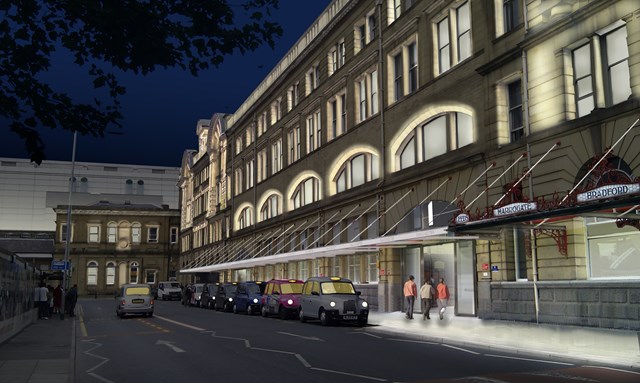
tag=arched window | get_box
[334,153,379,193]
[292,177,320,209]
[87,261,98,286]
[239,207,253,229]
[106,262,116,285]
[397,112,474,170]
[129,262,139,284]
[260,195,280,222]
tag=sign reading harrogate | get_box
[493,202,538,217]
[577,183,640,203]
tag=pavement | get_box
[0,303,638,383]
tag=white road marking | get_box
[388,338,438,345]
[310,367,387,381]
[583,365,640,375]
[349,332,382,339]
[442,344,481,355]
[484,353,574,365]
[82,339,115,383]
[154,315,205,331]
[156,340,186,353]
[277,331,324,341]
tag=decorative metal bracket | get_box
[534,227,568,256]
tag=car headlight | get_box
[361,301,368,308]
[329,301,336,307]
[212,296,215,300]
[253,298,258,304]
[287,299,293,305]
[228,297,233,302]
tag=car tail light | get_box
[150,299,154,305]
[121,299,126,305]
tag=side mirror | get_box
[356,291,361,296]
[273,291,280,295]
[311,291,320,296]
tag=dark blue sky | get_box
[0,0,331,167]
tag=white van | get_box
[157,281,182,301]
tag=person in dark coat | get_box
[66,284,78,317]
[53,284,63,314]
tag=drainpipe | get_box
[521,0,539,324]
[377,0,385,184]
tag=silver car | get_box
[116,284,154,318]
[299,276,368,326]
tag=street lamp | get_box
[60,130,77,320]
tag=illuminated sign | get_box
[577,183,640,203]
[493,202,538,217]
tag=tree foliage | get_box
[0,0,282,164]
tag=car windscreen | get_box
[320,281,356,295]
[246,284,262,294]
[226,285,238,294]
[195,286,203,292]
[125,286,150,295]
[281,283,303,294]
[168,283,180,288]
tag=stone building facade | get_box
[53,202,180,295]
[179,0,640,329]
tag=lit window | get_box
[327,90,347,140]
[288,126,301,163]
[388,38,418,104]
[271,139,283,174]
[87,261,98,286]
[88,225,100,243]
[507,80,524,142]
[260,195,280,222]
[170,227,178,244]
[107,224,117,243]
[292,177,320,209]
[388,0,402,25]
[435,2,472,76]
[239,207,253,229]
[257,149,268,183]
[106,262,116,285]
[334,153,379,194]
[306,110,322,153]
[132,224,141,243]
[356,67,379,124]
[245,159,254,189]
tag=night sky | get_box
[0,0,332,167]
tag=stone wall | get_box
[478,280,640,330]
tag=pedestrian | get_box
[436,278,450,320]
[36,282,49,319]
[420,279,436,320]
[47,285,54,317]
[403,275,417,319]
[184,283,192,306]
[53,284,63,314]
[66,284,78,317]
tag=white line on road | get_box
[442,344,481,355]
[310,367,387,381]
[388,338,438,345]
[156,340,186,353]
[82,339,115,383]
[583,366,640,375]
[349,332,382,339]
[154,315,205,331]
[484,354,574,365]
[277,331,324,341]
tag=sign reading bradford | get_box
[494,202,538,217]
[577,183,640,203]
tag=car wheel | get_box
[233,303,239,314]
[247,305,254,316]
[118,312,125,319]
[357,318,367,327]
[148,312,153,318]
[261,305,268,317]
[320,310,330,326]
[299,307,307,323]
[278,305,288,320]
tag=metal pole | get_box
[60,131,77,320]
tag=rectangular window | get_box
[604,25,631,105]
[257,149,267,182]
[368,13,377,41]
[88,225,100,243]
[388,0,401,24]
[394,53,403,101]
[367,254,379,283]
[87,266,98,286]
[347,255,361,284]
[586,217,640,279]
[132,227,141,243]
[573,43,594,118]
[438,17,451,74]
[288,126,301,163]
[370,70,379,114]
[148,227,158,243]
[60,224,71,243]
[359,78,367,122]
[456,112,473,148]
[235,168,243,195]
[271,139,283,174]
[245,159,254,189]
[503,0,520,33]
[106,265,115,285]
[408,42,418,93]
[170,227,178,244]
[306,110,321,153]
[107,226,117,243]
[508,80,524,142]
[457,2,471,62]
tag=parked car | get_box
[298,276,368,326]
[261,279,304,319]
[115,284,154,318]
[232,281,265,315]
[214,282,238,312]
[157,281,182,301]
[200,283,217,309]
[190,283,205,307]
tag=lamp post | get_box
[60,130,77,320]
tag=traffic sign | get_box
[51,260,70,270]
